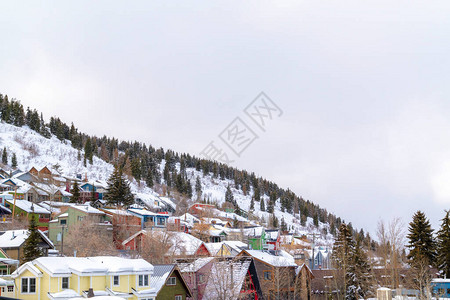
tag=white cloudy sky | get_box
[1,1,450,234]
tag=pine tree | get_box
[70,181,81,203]
[346,240,374,300]
[11,153,17,168]
[22,213,43,264]
[407,211,436,298]
[90,184,96,202]
[195,176,202,200]
[250,197,255,211]
[281,217,287,232]
[436,210,450,277]
[146,169,154,188]
[225,185,234,204]
[84,137,93,164]
[407,210,436,266]
[105,166,134,207]
[313,213,319,227]
[260,198,265,211]
[2,147,7,164]
[332,223,355,297]
[254,187,261,201]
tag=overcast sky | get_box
[2,1,450,235]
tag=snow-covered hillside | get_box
[0,121,334,246]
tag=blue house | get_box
[80,182,105,200]
[431,279,450,298]
[127,208,170,229]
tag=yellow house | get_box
[11,256,157,300]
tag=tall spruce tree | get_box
[11,153,17,168]
[332,223,355,298]
[2,147,7,164]
[195,176,202,199]
[146,169,154,188]
[407,211,436,298]
[84,137,93,164]
[225,185,234,203]
[70,181,81,203]
[105,166,134,207]
[346,240,374,300]
[407,211,436,265]
[436,210,450,277]
[260,198,265,211]
[22,212,43,264]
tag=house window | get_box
[7,286,14,293]
[139,274,149,287]
[113,275,120,286]
[60,219,67,225]
[21,277,36,293]
[62,277,69,289]
[198,274,205,284]
[166,277,176,286]
[175,295,182,300]
[1,287,4,293]
[263,271,272,280]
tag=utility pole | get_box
[61,224,65,255]
[308,233,320,269]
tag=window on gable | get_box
[166,277,176,286]
[62,277,69,289]
[60,219,67,225]
[113,275,120,286]
[175,295,182,300]
[263,271,272,280]
[21,277,36,294]
[139,274,149,287]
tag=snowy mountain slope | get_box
[0,121,334,246]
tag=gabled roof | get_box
[127,208,169,217]
[5,199,51,214]
[177,257,215,273]
[150,265,192,297]
[239,250,297,267]
[122,230,205,256]
[203,258,253,300]
[11,261,43,278]
[0,229,54,249]
[19,256,153,278]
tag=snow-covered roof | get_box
[148,264,175,296]
[48,289,81,299]
[223,241,248,254]
[71,204,105,215]
[205,242,224,255]
[128,208,168,217]
[243,226,265,237]
[5,199,50,214]
[26,256,153,277]
[177,257,214,273]
[265,229,280,240]
[101,208,134,216]
[124,230,204,256]
[243,250,297,267]
[88,256,154,274]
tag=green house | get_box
[48,204,111,250]
[4,199,51,231]
[247,226,267,250]
[151,265,192,300]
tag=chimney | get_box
[87,288,94,298]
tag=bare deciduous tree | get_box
[63,219,117,257]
